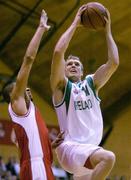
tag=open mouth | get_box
[70,69,77,73]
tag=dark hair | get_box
[66,55,84,71]
[2,82,15,103]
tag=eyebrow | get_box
[67,61,81,65]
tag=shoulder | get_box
[85,74,95,86]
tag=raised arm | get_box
[50,5,86,92]
[11,10,50,115]
[93,10,119,92]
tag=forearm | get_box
[51,23,77,90]
[55,22,78,54]
[106,32,119,66]
[55,5,87,54]
[14,27,47,94]
[25,26,46,60]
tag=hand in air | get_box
[104,9,111,34]
[40,9,50,31]
[73,4,87,27]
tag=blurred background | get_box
[0,0,131,179]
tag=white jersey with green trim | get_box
[53,75,103,145]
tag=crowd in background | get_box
[0,156,19,180]
[0,155,72,180]
[0,155,129,180]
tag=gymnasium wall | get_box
[103,105,131,178]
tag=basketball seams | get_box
[90,7,105,27]
[81,8,96,29]
[86,8,96,29]
[81,2,107,30]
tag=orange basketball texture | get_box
[81,2,108,30]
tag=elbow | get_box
[53,49,63,60]
[54,43,65,56]
[111,58,119,71]
[54,49,61,56]
[24,55,35,64]
[114,56,119,67]
[54,47,63,55]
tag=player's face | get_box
[65,59,83,82]
[25,88,33,101]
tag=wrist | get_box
[105,27,111,36]
[39,24,46,29]
[39,24,50,31]
[71,21,79,29]
[105,30,112,37]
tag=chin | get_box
[68,76,79,83]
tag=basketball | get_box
[81,2,108,30]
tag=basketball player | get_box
[2,10,63,180]
[50,5,119,180]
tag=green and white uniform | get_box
[53,75,103,177]
[54,75,103,144]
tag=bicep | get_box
[50,52,66,92]
[93,61,118,91]
[12,57,33,99]
[11,96,28,116]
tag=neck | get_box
[69,78,81,84]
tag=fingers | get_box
[56,139,63,145]
[41,9,47,16]
[104,9,111,33]
[51,132,64,149]
[104,8,110,21]
[78,4,87,15]
[57,131,65,138]
[41,9,48,21]
[104,16,108,23]
[80,4,87,11]
[40,9,51,30]
[45,25,51,30]
[55,136,64,142]
[55,132,64,142]
[105,8,110,17]
[52,141,62,149]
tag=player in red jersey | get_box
[3,10,63,180]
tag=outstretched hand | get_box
[51,131,64,149]
[39,9,50,30]
[73,4,87,27]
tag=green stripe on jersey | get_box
[65,80,72,114]
[86,76,100,101]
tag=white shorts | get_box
[55,141,101,177]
